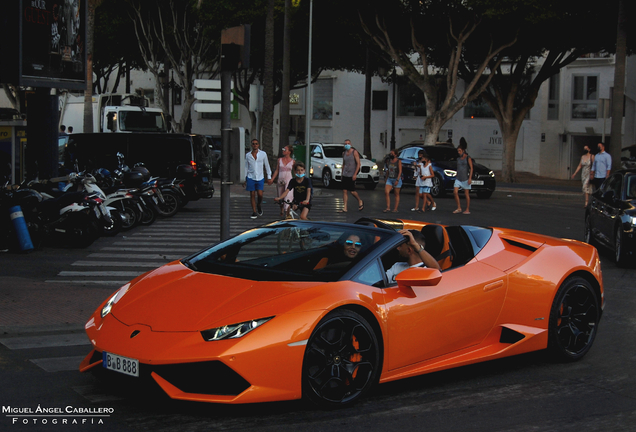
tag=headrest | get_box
[421,224,445,258]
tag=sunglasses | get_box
[345,240,362,248]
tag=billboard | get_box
[1,0,87,90]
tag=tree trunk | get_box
[363,48,372,158]
[610,0,626,170]
[500,121,523,183]
[279,0,291,153]
[261,0,275,155]
[84,0,103,133]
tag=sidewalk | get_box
[225,171,582,198]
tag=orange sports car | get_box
[80,218,604,407]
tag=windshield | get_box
[119,111,168,132]
[183,222,393,282]
[626,173,636,199]
[323,145,345,158]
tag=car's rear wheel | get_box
[302,309,380,407]
[322,169,333,188]
[548,276,599,362]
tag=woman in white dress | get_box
[271,145,295,217]
[571,145,595,207]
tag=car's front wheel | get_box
[302,309,381,407]
[431,174,445,198]
[548,276,599,362]
[615,226,630,267]
[322,169,333,188]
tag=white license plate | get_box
[472,180,484,185]
[103,352,139,377]
[357,174,368,179]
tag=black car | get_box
[585,169,636,266]
[385,141,496,198]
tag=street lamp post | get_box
[304,0,313,170]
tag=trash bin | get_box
[293,144,306,165]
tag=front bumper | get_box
[80,310,323,404]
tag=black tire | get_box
[101,209,123,237]
[476,190,493,199]
[364,183,377,190]
[156,190,180,217]
[548,276,600,362]
[302,309,381,407]
[615,226,630,267]
[120,201,141,230]
[430,174,445,198]
[70,222,100,248]
[139,206,157,226]
[322,169,333,189]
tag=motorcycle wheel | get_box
[139,204,157,226]
[70,220,100,248]
[121,202,141,230]
[102,209,123,237]
[156,190,180,217]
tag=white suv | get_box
[310,143,380,190]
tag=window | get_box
[572,75,598,119]
[464,99,496,119]
[372,90,388,110]
[313,79,333,120]
[548,74,560,120]
[397,81,426,116]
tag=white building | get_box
[2,53,634,180]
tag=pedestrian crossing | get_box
[0,331,124,402]
[46,195,348,286]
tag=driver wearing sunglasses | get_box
[343,234,363,259]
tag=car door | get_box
[595,174,623,245]
[382,262,507,371]
[310,144,324,179]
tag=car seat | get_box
[421,224,454,270]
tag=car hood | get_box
[318,156,376,168]
[434,160,492,174]
[110,261,321,332]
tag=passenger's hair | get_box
[409,230,426,249]
[459,137,468,150]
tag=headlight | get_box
[444,169,457,177]
[372,164,378,170]
[489,170,495,178]
[332,163,342,169]
[201,317,273,341]
[101,283,131,318]
[628,215,636,226]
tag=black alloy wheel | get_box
[548,276,600,362]
[431,174,445,198]
[302,309,381,407]
[102,209,123,236]
[322,169,332,188]
[615,226,630,267]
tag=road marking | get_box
[72,261,165,267]
[87,253,183,260]
[30,355,86,372]
[0,333,90,350]
[100,247,198,253]
[72,385,125,402]
[58,271,144,277]
[46,280,129,285]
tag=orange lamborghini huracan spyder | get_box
[80,218,604,407]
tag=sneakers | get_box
[257,205,263,216]
[250,212,258,219]
[410,207,419,212]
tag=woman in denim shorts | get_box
[384,150,403,212]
